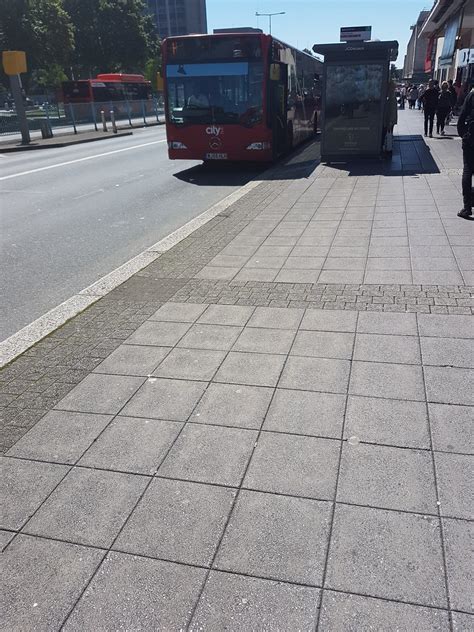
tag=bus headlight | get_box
[246,142,271,150]
[169,141,188,149]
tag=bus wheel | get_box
[287,123,293,153]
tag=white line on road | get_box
[0,139,167,181]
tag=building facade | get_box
[403,11,431,82]
[147,0,207,39]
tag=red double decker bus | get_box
[163,32,322,162]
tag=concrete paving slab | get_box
[233,327,296,355]
[1,457,68,530]
[421,337,474,368]
[357,311,418,335]
[153,347,226,380]
[300,309,358,332]
[244,432,339,499]
[326,504,447,607]
[429,403,474,454]
[354,333,421,364]
[92,344,171,376]
[6,410,112,464]
[418,314,474,339]
[121,378,207,421]
[279,356,351,394]
[452,612,474,631]
[63,552,206,631]
[319,590,449,631]
[435,452,474,520]
[338,442,437,513]
[177,323,242,350]
[344,396,430,449]
[54,373,144,415]
[443,518,474,613]
[148,302,208,322]
[215,490,331,585]
[24,467,148,548]
[78,416,182,475]
[0,529,15,550]
[125,321,191,346]
[424,366,474,406]
[247,306,305,330]
[191,383,273,430]
[291,330,354,360]
[350,361,425,401]
[114,478,235,566]
[190,571,320,631]
[158,423,256,486]
[263,389,345,438]
[2,535,104,631]
[215,351,285,387]
[197,304,254,326]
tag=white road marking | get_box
[0,139,167,181]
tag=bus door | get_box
[270,62,288,158]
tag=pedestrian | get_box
[436,81,452,135]
[421,79,438,137]
[399,84,406,109]
[418,84,425,110]
[408,85,419,109]
[448,79,458,109]
[457,86,474,219]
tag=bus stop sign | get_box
[2,51,27,75]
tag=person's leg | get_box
[429,111,435,136]
[459,147,474,217]
[440,109,447,133]
[424,110,429,135]
[436,110,441,134]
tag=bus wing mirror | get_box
[270,63,280,81]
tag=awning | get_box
[439,12,462,66]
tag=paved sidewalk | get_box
[1,109,473,631]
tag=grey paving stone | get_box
[300,309,358,332]
[275,269,320,283]
[263,389,345,438]
[1,457,68,530]
[233,327,296,355]
[125,321,191,346]
[54,373,144,415]
[424,366,474,406]
[215,490,331,585]
[195,265,240,280]
[326,504,447,607]
[93,344,171,376]
[0,529,15,550]
[245,255,287,269]
[215,352,285,387]
[153,347,226,381]
[190,571,320,631]
[6,410,112,464]
[177,323,242,350]
[234,268,278,281]
[198,304,254,326]
[149,302,208,322]
[121,378,207,421]
[78,416,182,475]
[279,356,351,394]
[319,590,450,631]
[443,518,474,613]
[452,611,474,631]
[291,330,354,360]
[2,535,103,631]
[24,467,148,548]
[357,312,418,336]
[158,423,257,486]
[244,432,339,499]
[435,452,473,520]
[338,442,437,513]
[350,361,425,401]
[344,396,430,449]
[319,270,365,284]
[64,552,206,631]
[354,333,421,364]
[114,478,235,566]
[191,383,273,430]
[421,337,474,369]
[429,403,474,454]
[417,314,474,339]
[255,245,293,257]
[247,306,304,329]
[323,257,366,270]
[283,256,326,269]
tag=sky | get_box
[206,0,433,68]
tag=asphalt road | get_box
[0,126,265,341]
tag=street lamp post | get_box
[255,11,285,35]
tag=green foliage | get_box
[33,63,68,90]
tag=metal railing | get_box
[0,98,165,138]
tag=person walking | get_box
[409,85,419,109]
[457,86,474,219]
[437,81,452,135]
[421,79,438,137]
[418,84,426,110]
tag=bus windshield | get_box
[166,61,264,126]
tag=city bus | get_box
[62,74,152,118]
[162,32,322,162]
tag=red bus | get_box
[62,74,152,118]
[162,33,322,162]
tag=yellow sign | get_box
[2,51,27,75]
[156,72,164,91]
[270,63,280,81]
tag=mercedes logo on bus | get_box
[209,137,222,149]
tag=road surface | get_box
[0,126,264,340]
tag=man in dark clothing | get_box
[457,87,474,218]
[421,80,439,137]
[448,79,458,109]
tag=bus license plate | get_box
[205,152,228,160]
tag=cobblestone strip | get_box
[172,280,474,314]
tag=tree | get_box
[0,0,75,87]
[390,64,402,81]
[64,0,159,77]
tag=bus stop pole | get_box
[126,100,132,127]
[141,100,147,126]
[91,102,97,131]
[69,104,77,134]
[9,74,30,144]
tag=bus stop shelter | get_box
[312,40,398,161]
